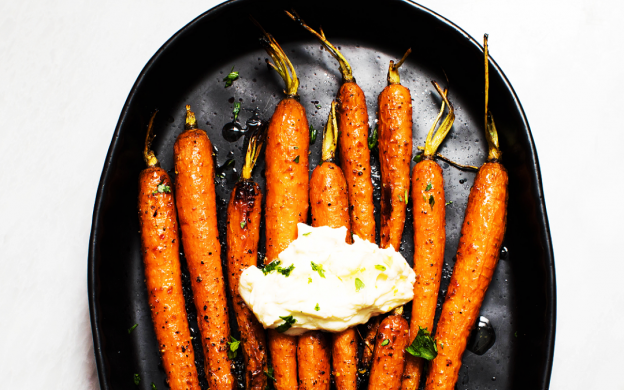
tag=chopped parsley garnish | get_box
[262,260,295,277]
[223,66,239,88]
[429,195,435,209]
[133,373,141,385]
[413,153,423,163]
[422,194,427,203]
[151,383,157,390]
[445,201,453,206]
[368,125,378,149]
[153,180,171,195]
[128,323,138,334]
[375,265,386,272]
[405,189,409,204]
[303,232,311,236]
[315,303,320,311]
[233,102,241,121]
[425,182,433,191]
[381,339,389,346]
[308,277,312,284]
[227,336,241,359]
[262,260,281,275]
[311,262,325,278]
[315,103,322,109]
[355,278,365,292]
[405,326,438,360]
[264,366,277,382]
[240,221,246,229]
[310,125,318,144]
[278,264,295,277]
[294,155,300,163]
[276,315,296,333]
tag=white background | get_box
[1,0,622,388]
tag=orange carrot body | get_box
[425,162,508,390]
[138,167,201,390]
[368,313,410,390]
[226,180,267,390]
[402,159,446,389]
[337,82,375,243]
[309,160,356,390]
[174,129,235,390]
[378,83,413,251]
[265,97,310,390]
[297,331,331,390]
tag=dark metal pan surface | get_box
[88,1,555,389]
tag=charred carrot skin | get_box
[226,180,267,390]
[269,329,299,390]
[401,159,446,390]
[297,331,331,390]
[425,162,508,390]
[361,316,381,369]
[378,83,413,251]
[368,312,410,390]
[174,126,235,390]
[337,82,376,243]
[138,168,201,390]
[264,97,310,261]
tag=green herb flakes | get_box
[240,221,246,229]
[133,373,140,385]
[153,180,171,195]
[381,339,389,346]
[233,102,241,120]
[227,336,241,359]
[405,326,438,360]
[355,278,365,292]
[278,264,295,277]
[375,265,386,271]
[294,155,300,163]
[413,153,423,163]
[262,260,281,275]
[303,232,312,236]
[315,303,320,311]
[264,366,277,382]
[425,182,433,191]
[311,262,325,278]
[223,66,239,88]
[445,201,453,206]
[368,125,378,150]
[128,323,138,334]
[429,195,435,209]
[276,315,296,333]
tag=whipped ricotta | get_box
[239,223,415,335]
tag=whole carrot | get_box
[378,49,413,251]
[367,307,410,390]
[226,129,268,390]
[254,20,309,390]
[424,35,508,390]
[137,113,201,390]
[309,102,356,390]
[286,10,376,244]
[174,106,235,390]
[402,83,455,390]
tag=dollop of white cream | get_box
[239,223,415,335]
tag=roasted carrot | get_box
[254,21,309,390]
[286,11,376,244]
[226,129,268,390]
[424,35,508,390]
[174,106,235,390]
[368,307,410,390]
[401,83,455,390]
[137,113,201,390]
[297,331,331,390]
[378,49,413,251]
[309,102,356,390]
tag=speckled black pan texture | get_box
[88,1,556,389]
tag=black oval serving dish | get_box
[88,1,556,389]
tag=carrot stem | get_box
[143,111,159,168]
[423,81,455,157]
[321,101,338,162]
[241,126,266,180]
[252,17,299,97]
[484,34,502,161]
[185,104,197,131]
[285,10,354,83]
[387,48,411,85]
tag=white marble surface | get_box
[0,0,622,388]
